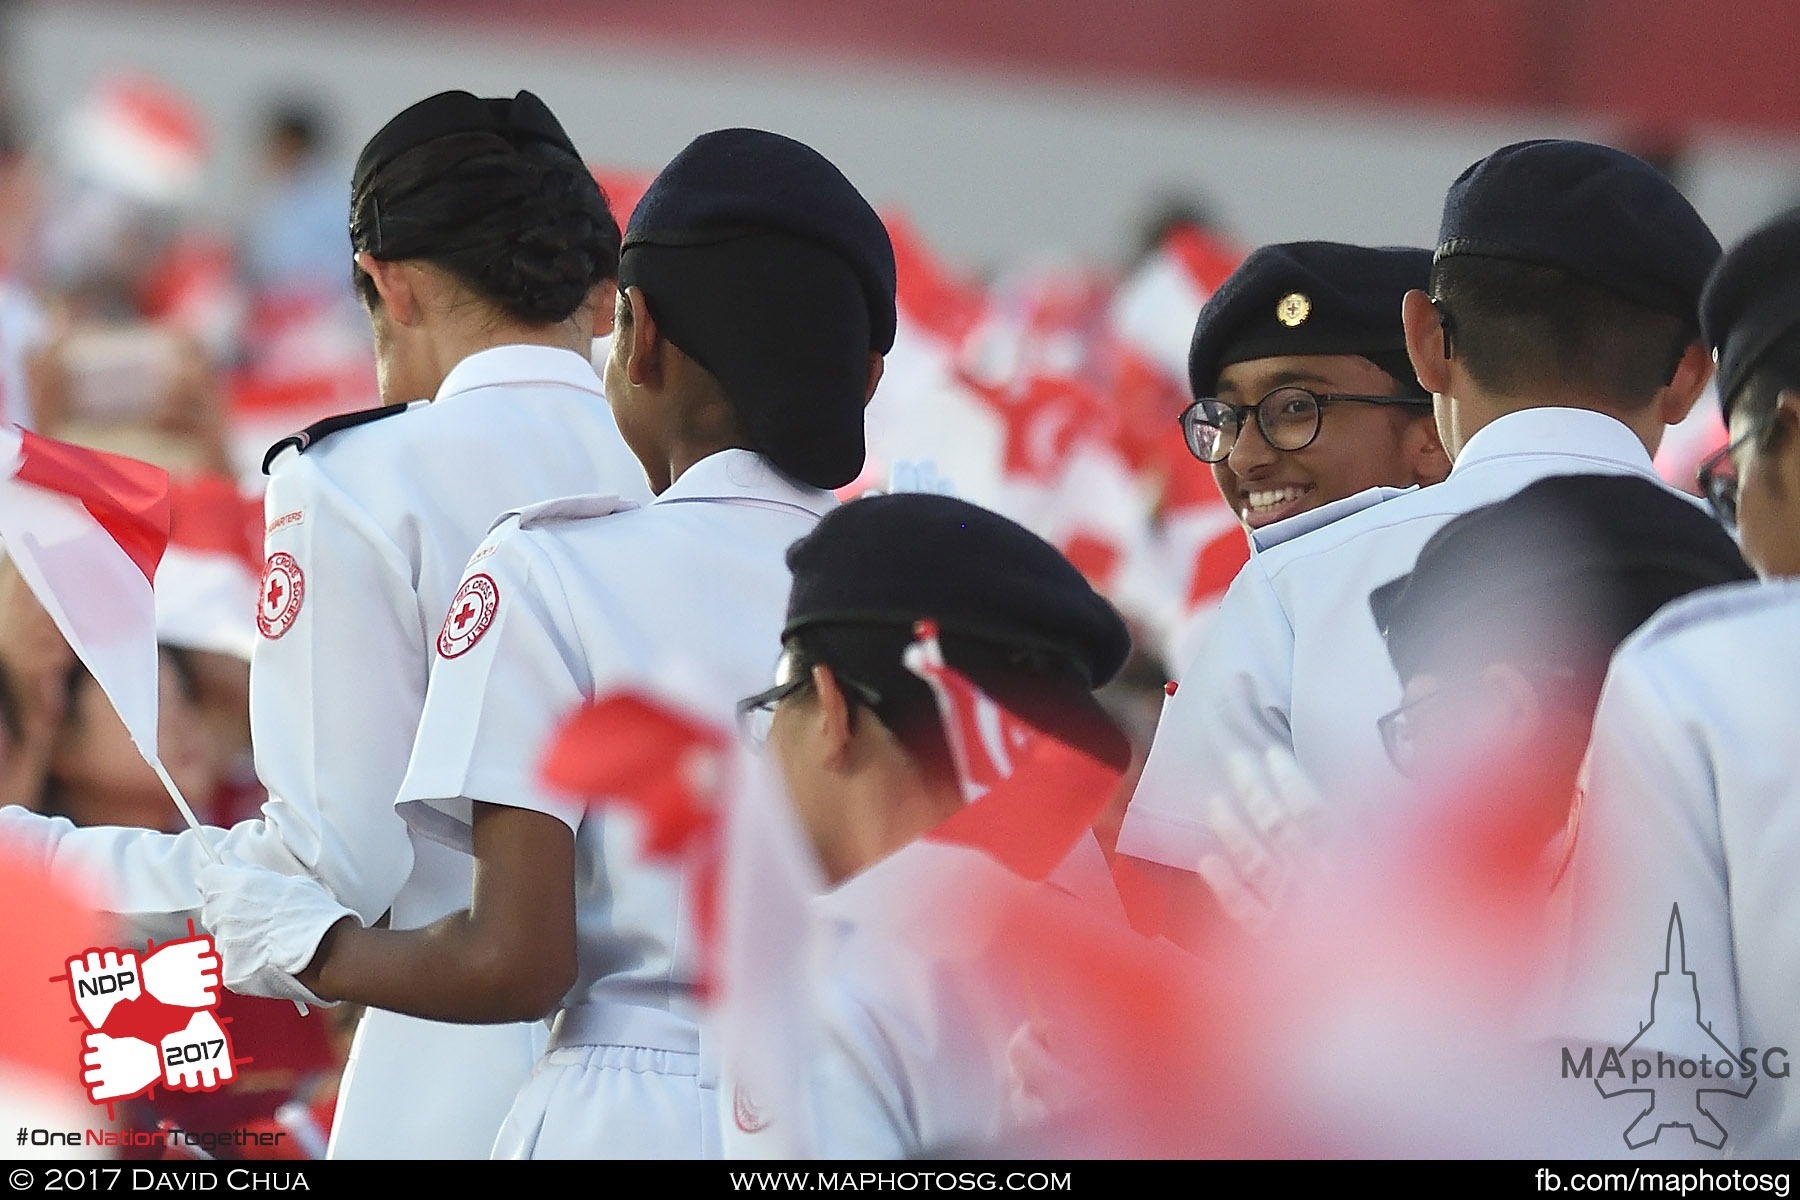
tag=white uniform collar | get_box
[1450,407,1657,480]
[434,344,605,403]
[654,448,838,517]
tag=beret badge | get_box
[1276,292,1311,327]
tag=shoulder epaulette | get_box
[493,494,641,535]
[261,403,412,475]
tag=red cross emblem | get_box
[256,553,304,639]
[437,573,500,659]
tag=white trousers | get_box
[493,1003,719,1159]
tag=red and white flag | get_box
[901,619,1121,883]
[0,425,170,752]
[155,473,262,661]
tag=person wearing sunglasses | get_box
[1551,211,1800,1158]
[728,491,1134,1157]
[1177,241,1450,537]
[1119,142,1722,950]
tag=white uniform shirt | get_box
[1118,407,1677,871]
[723,834,1128,1160]
[394,449,834,1154]
[13,344,650,1158]
[1552,579,1800,1158]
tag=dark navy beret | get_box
[1187,242,1431,400]
[351,89,578,208]
[623,128,897,354]
[618,129,894,490]
[1699,209,1800,419]
[1371,473,1750,682]
[1435,139,1720,320]
[783,493,1132,689]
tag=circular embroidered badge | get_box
[437,573,500,659]
[256,552,305,639]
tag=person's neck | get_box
[833,765,963,883]
[383,318,588,408]
[1444,388,1655,462]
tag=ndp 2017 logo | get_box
[50,921,247,1112]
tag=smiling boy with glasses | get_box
[1177,241,1450,536]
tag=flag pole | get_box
[139,740,310,1016]
[139,745,220,864]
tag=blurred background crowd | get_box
[0,0,1794,1158]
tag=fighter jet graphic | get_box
[1596,904,1754,1149]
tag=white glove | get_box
[159,1010,235,1092]
[1193,748,1331,935]
[198,862,352,1007]
[65,949,141,1030]
[141,935,222,1010]
[886,459,958,497]
[81,1031,161,1102]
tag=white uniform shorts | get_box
[492,1003,719,1159]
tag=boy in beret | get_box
[1119,140,1722,945]
[1551,210,1800,1157]
[199,128,894,1158]
[729,492,1135,1157]
[1181,241,1449,539]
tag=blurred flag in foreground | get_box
[539,687,732,993]
[0,425,170,750]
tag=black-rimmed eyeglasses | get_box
[1696,423,1769,529]
[735,663,882,747]
[1178,386,1431,465]
[1376,664,1578,778]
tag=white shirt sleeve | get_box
[4,454,430,937]
[1553,647,1737,1062]
[1115,553,1295,871]
[396,523,593,853]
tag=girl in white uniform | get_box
[0,89,650,1157]
[200,128,899,1158]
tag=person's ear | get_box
[1402,408,1453,486]
[1402,290,1452,397]
[622,287,663,390]
[863,353,885,408]
[1480,662,1545,753]
[1766,389,1800,487]
[810,663,856,769]
[588,280,619,339]
[1655,339,1715,428]
[356,252,424,327]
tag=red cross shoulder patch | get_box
[438,573,500,659]
[256,552,305,639]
